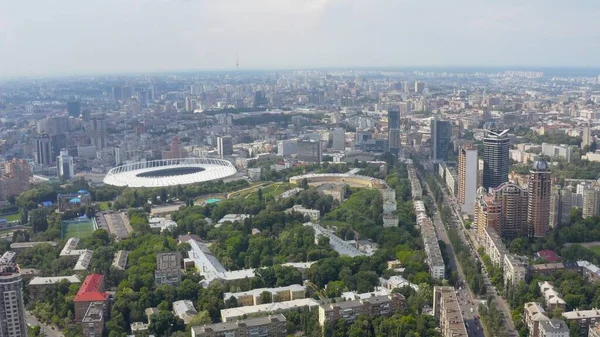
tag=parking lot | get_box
[95,211,132,240]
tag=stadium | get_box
[103,158,237,188]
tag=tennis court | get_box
[62,217,95,239]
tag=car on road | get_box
[470,307,474,313]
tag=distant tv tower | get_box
[236,53,239,71]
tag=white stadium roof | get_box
[103,158,237,188]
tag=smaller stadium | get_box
[103,158,237,188]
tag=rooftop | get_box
[29,275,81,286]
[192,314,286,334]
[221,298,320,322]
[10,241,57,249]
[75,274,108,302]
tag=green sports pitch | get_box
[61,218,94,239]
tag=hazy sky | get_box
[1,0,599,77]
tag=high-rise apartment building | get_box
[277,139,298,157]
[57,150,75,180]
[297,140,322,163]
[121,86,133,102]
[431,119,451,162]
[458,145,478,215]
[477,182,528,240]
[414,81,425,94]
[89,118,107,151]
[527,161,551,237]
[0,257,27,337]
[162,136,186,160]
[387,109,401,155]
[35,134,53,166]
[67,100,81,118]
[493,182,528,239]
[583,186,600,218]
[217,136,234,159]
[483,129,510,190]
[582,123,593,149]
[331,128,345,151]
[0,160,31,201]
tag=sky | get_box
[1,0,600,77]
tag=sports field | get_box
[62,218,94,239]
[0,212,20,222]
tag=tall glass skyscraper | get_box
[483,129,510,190]
[431,119,451,162]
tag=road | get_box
[25,311,64,337]
[416,154,518,337]
[421,177,485,337]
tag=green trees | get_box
[148,312,185,336]
[30,208,49,233]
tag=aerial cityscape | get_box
[3,1,600,337]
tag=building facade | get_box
[217,136,233,159]
[0,261,27,337]
[57,150,75,180]
[433,287,468,337]
[492,182,529,239]
[0,160,31,201]
[191,314,287,337]
[35,134,53,166]
[155,252,182,286]
[528,161,552,237]
[318,294,404,327]
[458,145,478,215]
[431,119,451,162]
[297,140,322,163]
[483,129,510,190]
[388,109,401,155]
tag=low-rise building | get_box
[74,274,109,322]
[112,250,129,270]
[10,241,57,251]
[538,319,569,337]
[155,252,181,286]
[28,275,81,299]
[223,285,306,307]
[578,260,600,282]
[562,309,600,335]
[481,227,508,267]
[286,205,320,221]
[220,298,320,322]
[81,301,106,337]
[191,314,287,337]
[173,300,198,324]
[539,281,566,312]
[589,322,600,337]
[318,294,404,327]
[148,217,177,233]
[524,302,549,337]
[433,286,468,337]
[217,214,251,227]
[416,214,445,279]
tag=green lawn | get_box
[0,212,20,222]
[97,201,110,211]
[588,246,600,255]
[62,220,94,239]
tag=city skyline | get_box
[2,0,600,77]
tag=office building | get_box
[431,119,451,162]
[191,314,287,337]
[318,294,404,327]
[155,252,181,286]
[483,129,510,190]
[332,127,346,151]
[217,136,233,159]
[541,143,573,163]
[458,145,478,215]
[67,100,81,118]
[528,161,552,237]
[278,139,298,157]
[50,134,67,159]
[433,287,468,337]
[111,86,122,101]
[414,81,425,94]
[0,257,27,337]
[57,150,75,180]
[121,85,133,102]
[89,118,107,151]
[297,140,322,163]
[388,108,401,155]
[35,134,53,166]
[0,160,32,201]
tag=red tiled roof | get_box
[75,273,108,302]
[74,292,109,302]
[537,250,561,263]
[77,274,104,296]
